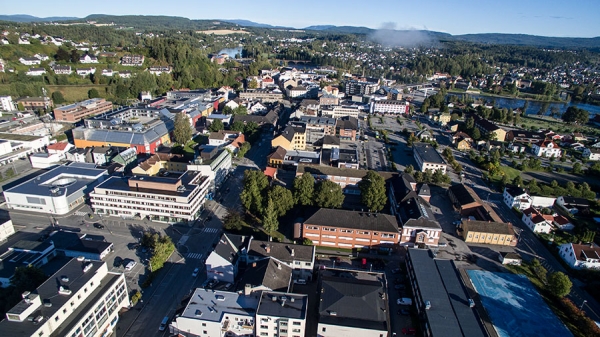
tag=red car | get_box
[402,327,416,335]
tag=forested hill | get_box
[454,33,600,49]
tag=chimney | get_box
[291,248,295,257]
[265,245,271,254]
[277,262,281,270]
[244,284,252,296]
[252,262,257,267]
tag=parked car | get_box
[397,298,412,305]
[93,223,105,229]
[206,279,218,289]
[125,261,137,271]
[192,268,199,277]
[402,327,416,335]
[294,279,307,285]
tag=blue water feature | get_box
[447,93,600,116]
[217,47,243,58]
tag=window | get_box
[63,309,67,314]
[322,327,326,332]
[202,323,206,326]
[305,262,311,266]
[203,331,208,335]
[55,316,60,322]
[293,322,301,326]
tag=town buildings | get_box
[4,163,108,215]
[559,243,600,270]
[583,147,600,161]
[53,98,113,123]
[472,115,507,141]
[531,140,561,157]
[336,116,359,141]
[344,78,380,96]
[0,96,15,111]
[15,97,52,110]
[300,208,399,251]
[239,89,285,102]
[245,239,315,282]
[120,54,144,66]
[503,185,532,210]
[371,100,410,114]
[0,259,129,337]
[459,220,518,246]
[272,125,306,151]
[413,143,447,173]
[256,292,308,337]
[205,233,249,284]
[89,170,210,223]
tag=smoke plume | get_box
[368,22,438,48]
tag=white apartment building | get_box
[370,100,410,114]
[89,171,210,223]
[26,68,46,76]
[559,243,600,270]
[0,95,14,111]
[256,292,308,337]
[321,106,361,119]
[19,57,41,65]
[171,289,258,337]
[413,143,447,174]
[188,149,233,190]
[0,258,129,337]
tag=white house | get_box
[34,53,49,61]
[521,208,553,234]
[101,69,117,77]
[26,68,46,76]
[47,142,74,159]
[583,147,600,161]
[559,243,600,270]
[19,57,41,65]
[249,102,267,114]
[532,140,561,157]
[76,67,96,76]
[79,54,98,63]
[204,233,248,284]
[256,292,308,337]
[224,99,239,111]
[0,220,15,242]
[503,185,532,210]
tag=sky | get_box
[3,0,600,38]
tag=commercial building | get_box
[0,258,129,337]
[301,208,399,250]
[296,165,370,194]
[256,292,308,337]
[370,100,410,114]
[0,133,50,165]
[89,170,210,223]
[0,240,56,287]
[4,163,108,215]
[321,105,361,119]
[131,153,188,176]
[413,143,447,174]
[239,89,285,102]
[405,248,486,337]
[15,97,52,110]
[344,78,380,96]
[0,96,14,111]
[188,148,233,190]
[300,116,336,145]
[317,270,388,337]
[245,239,315,282]
[53,98,113,123]
[458,220,518,246]
[272,125,306,151]
[335,116,359,141]
[205,233,249,284]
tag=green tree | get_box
[240,170,269,215]
[465,116,475,130]
[173,113,193,145]
[302,238,313,246]
[230,120,245,132]
[4,168,14,179]
[87,88,100,99]
[244,121,259,135]
[562,106,589,124]
[358,171,387,212]
[314,180,344,208]
[11,266,46,293]
[547,272,572,298]
[262,197,279,235]
[55,48,70,62]
[404,165,414,174]
[237,142,251,158]
[233,105,248,115]
[293,172,315,206]
[51,91,65,104]
[572,162,583,174]
[268,185,295,217]
[223,209,245,231]
[209,119,224,132]
[471,127,481,140]
[248,79,259,89]
[17,102,24,111]
[530,258,547,284]
[222,106,234,115]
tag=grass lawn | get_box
[46,85,109,102]
[490,165,521,183]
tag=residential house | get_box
[131,152,188,176]
[79,54,98,63]
[52,65,72,75]
[19,57,41,65]
[417,129,433,141]
[503,185,532,210]
[532,140,561,158]
[271,125,306,151]
[499,252,522,266]
[26,68,46,76]
[101,69,117,77]
[205,233,249,283]
[472,115,507,141]
[583,147,600,161]
[120,54,144,66]
[267,146,287,168]
[413,143,447,174]
[245,239,315,281]
[0,96,14,111]
[119,70,132,78]
[76,67,96,76]
[47,142,74,159]
[317,270,389,337]
[319,93,339,106]
[434,112,451,125]
[458,220,518,246]
[521,208,553,234]
[34,53,49,61]
[506,130,545,144]
[148,66,172,75]
[238,257,293,293]
[249,102,267,114]
[300,208,400,251]
[559,243,600,270]
[556,196,590,214]
[446,121,461,132]
[336,116,359,141]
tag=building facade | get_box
[256,292,307,337]
[53,98,113,123]
[559,243,600,270]
[413,143,447,173]
[459,220,518,246]
[503,185,532,210]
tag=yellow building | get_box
[456,138,472,151]
[271,125,306,151]
[131,153,189,176]
[460,220,517,246]
[435,112,452,126]
[267,146,287,168]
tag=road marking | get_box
[202,227,219,234]
[73,211,88,217]
[186,253,204,260]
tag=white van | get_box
[125,261,137,271]
[159,316,169,331]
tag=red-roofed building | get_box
[47,142,74,159]
[522,208,553,234]
[559,243,600,269]
[264,167,277,180]
[532,139,561,157]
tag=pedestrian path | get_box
[186,253,204,260]
[73,211,88,217]
[202,227,219,233]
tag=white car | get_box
[397,298,412,306]
[192,268,199,277]
[125,261,137,271]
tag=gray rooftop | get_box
[180,288,259,322]
[94,171,207,198]
[407,249,486,337]
[305,209,399,233]
[413,143,446,165]
[318,272,387,331]
[239,258,292,292]
[3,163,107,198]
[257,291,307,319]
[247,240,314,264]
[213,233,249,265]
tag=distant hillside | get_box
[305,25,375,35]
[454,33,600,49]
[0,14,79,22]
[303,25,336,31]
[221,19,281,29]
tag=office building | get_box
[53,98,113,123]
[413,143,447,174]
[256,292,308,337]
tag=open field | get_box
[46,85,109,102]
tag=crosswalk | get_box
[202,227,219,234]
[186,253,204,260]
[73,211,88,217]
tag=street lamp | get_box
[580,300,587,311]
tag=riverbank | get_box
[448,89,564,103]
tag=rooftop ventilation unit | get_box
[58,286,71,296]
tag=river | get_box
[217,47,243,58]
[448,93,600,116]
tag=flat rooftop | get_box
[181,289,259,322]
[4,163,107,198]
[0,132,44,142]
[407,249,485,337]
[94,171,207,197]
[468,270,572,337]
[257,292,307,320]
[413,143,446,165]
